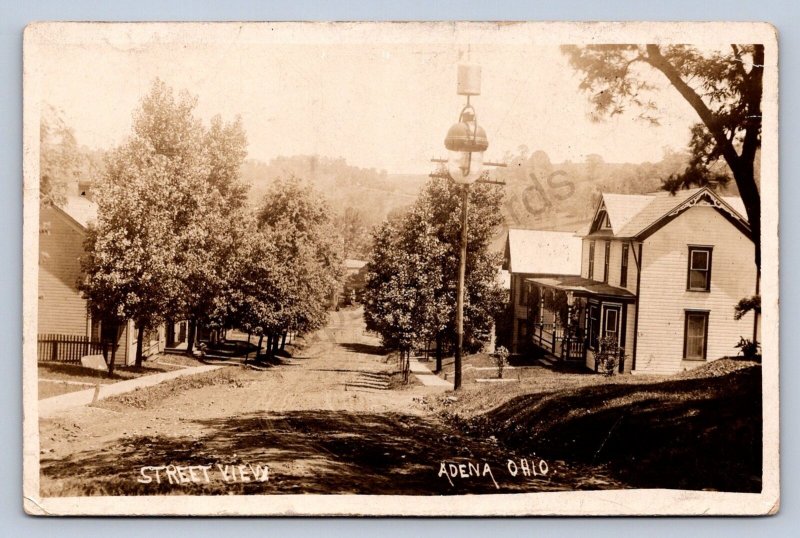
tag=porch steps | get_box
[536,356,556,367]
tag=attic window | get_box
[601,212,611,229]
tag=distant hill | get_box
[239,150,745,257]
[486,147,742,253]
[241,156,429,230]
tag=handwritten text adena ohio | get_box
[438,458,549,489]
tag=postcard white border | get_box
[22,21,780,516]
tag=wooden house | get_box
[37,194,178,366]
[502,228,583,354]
[521,187,758,374]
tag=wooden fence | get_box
[37,333,109,364]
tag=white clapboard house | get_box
[508,187,759,375]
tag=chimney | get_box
[78,179,94,201]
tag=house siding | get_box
[37,205,155,367]
[622,303,635,373]
[634,206,756,374]
[38,206,90,336]
[510,274,530,353]
[581,237,639,294]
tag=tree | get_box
[213,217,293,361]
[417,176,506,355]
[363,212,449,381]
[80,137,190,367]
[39,105,86,208]
[179,114,249,354]
[562,44,764,268]
[81,79,248,364]
[363,175,506,374]
[337,206,370,260]
[256,175,344,351]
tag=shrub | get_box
[735,337,761,362]
[595,336,621,377]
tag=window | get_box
[601,305,622,349]
[598,210,611,229]
[604,308,619,339]
[518,321,528,341]
[588,241,595,280]
[684,311,709,360]
[518,280,528,306]
[620,243,629,287]
[687,246,713,291]
[603,241,611,283]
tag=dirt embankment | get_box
[426,359,762,492]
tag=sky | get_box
[31,23,701,175]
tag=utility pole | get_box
[454,185,469,390]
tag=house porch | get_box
[525,276,636,373]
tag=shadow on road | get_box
[338,342,385,356]
[39,409,617,497]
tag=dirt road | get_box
[38,308,620,496]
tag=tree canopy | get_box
[80,79,250,364]
[562,44,763,267]
[256,175,344,338]
[364,175,506,363]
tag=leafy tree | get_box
[256,175,344,352]
[80,136,190,367]
[562,44,764,268]
[337,206,370,260]
[81,79,249,364]
[213,217,293,360]
[39,105,86,208]
[364,175,506,374]
[417,176,507,356]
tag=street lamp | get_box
[444,63,488,391]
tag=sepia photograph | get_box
[21,21,779,516]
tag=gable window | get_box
[597,210,611,230]
[620,243,629,287]
[687,246,713,291]
[588,241,595,280]
[683,310,709,360]
[603,241,611,283]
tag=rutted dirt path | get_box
[38,309,622,496]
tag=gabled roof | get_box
[600,193,654,235]
[504,228,582,276]
[589,187,750,240]
[58,195,98,230]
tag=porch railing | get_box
[37,333,114,364]
[530,322,558,354]
[530,323,587,362]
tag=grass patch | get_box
[94,367,258,411]
[387,370,422,390]
[39,360,178,385]
[38,380,95,399]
